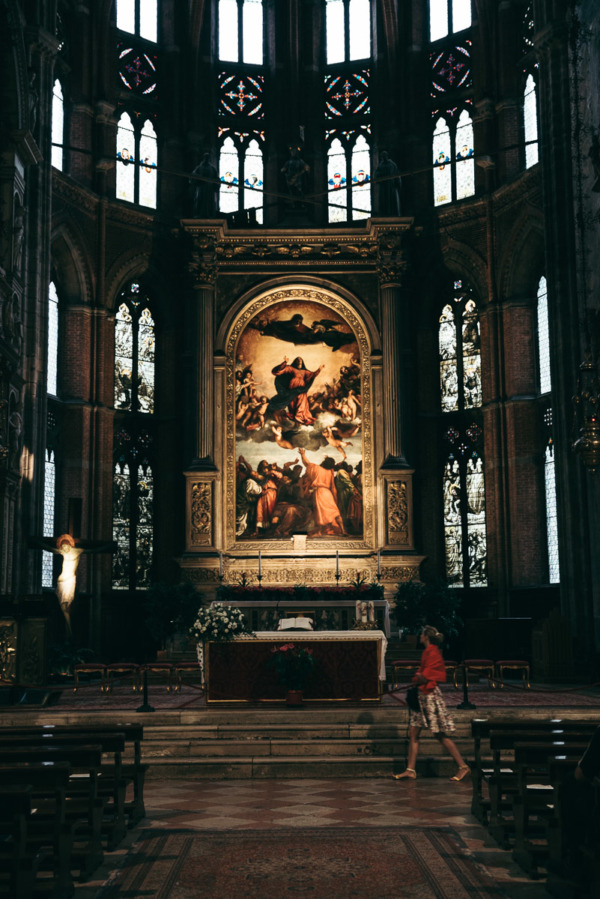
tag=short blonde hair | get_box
[422,625,444,646]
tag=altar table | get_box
[205,630,387,703]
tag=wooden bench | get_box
[0,785,52,899]
[0,761,74,897]
[0,744,105,881]
[0,722,147,827]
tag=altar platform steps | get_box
[140,716,474,780]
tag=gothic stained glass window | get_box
[455,109,475,200]
[219,137,240,214]
[351,134,371,218]
[524,73,539,169]
[243,139,264,220]
[537,276,551,393]
[219,0,263,65]
[116,112,136,203]
[114,281,155,414]
[522,4,535,56]
[47,282,59,396]
[327,138,348,222]
[433,117,452,206]
[118,43,158,97]
[440,282,486,588]
[138,118,158,208]
[112,433,154,591]
[325,71,369,119]
[42,448,56,587]
[429,0,471,43]
[51,80,64,170]
[326,0,371,65]
[116,0,157,43]
[431,42,471,98]
[116,112,158,208]
[219,73,264,118]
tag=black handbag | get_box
[405,685,420,712]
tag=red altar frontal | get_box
[205,631,387,703]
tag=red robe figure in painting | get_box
[268,356,323,425]
[252,461,282,534]
[298,448,346,536]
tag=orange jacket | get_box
[413,644,447,694]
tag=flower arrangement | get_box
[269,642,315,691]
[189,603,254,643]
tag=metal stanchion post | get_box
[457,660,476,710]
[136,668,155,713]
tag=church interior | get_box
[1,1,600,897]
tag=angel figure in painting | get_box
[321,426,352,460]
[267,356,324,425]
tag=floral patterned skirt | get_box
[409,685,455,734]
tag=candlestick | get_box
[219,551,223,578]
[258,550,262,578]
[377,548,381,579]
[335,550,340,584]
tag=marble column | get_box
[379,262,412,468]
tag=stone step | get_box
[142,721,474,742]
[145,754,462,780]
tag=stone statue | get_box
[8,409,22,472]
[281,145,310,204]
[374,151,402,216]
[190,153,219,217]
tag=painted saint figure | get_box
[298,448,346,536]
[267,356,324,425]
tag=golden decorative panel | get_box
[190,481,213,546]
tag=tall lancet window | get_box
[537,276,559,582]
[325,2,371,221]
[112,281,155,591]
[217,0,265,220]
[42,283,60,586]
[429,0,471,43]
[523,73,539,169]
[51,80,64,170]
[116,0,159,207]
[439,281,487,587]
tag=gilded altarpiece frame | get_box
[225,286,375,553]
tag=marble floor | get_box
[77,776,551,898]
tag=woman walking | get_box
[394,625,470,782]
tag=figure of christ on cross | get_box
[31,533,115,636]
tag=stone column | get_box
[377,238,411,468]
[188,234,217,467]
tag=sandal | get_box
[450,766,470,782]
[392,768,417,780]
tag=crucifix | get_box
[30,508,115,636]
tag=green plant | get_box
[269,642,315,691]
[393,577,463,642]
[144,582,200,647]
[189,603,254,643]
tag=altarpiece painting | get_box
[225,288,374,549]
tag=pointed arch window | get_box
[218,131,264,222]
[51,80,64,170]
[114,281,155,414]
[537,276,559,583]
[116,112,157,208]
[433,108,474,205]
[429,0,471,43]
[327,131,371,222]
[439,281,487,587]
[219,0,263,65]
[113,281,155,591]
[116,0,157,42]
[524,73,539,169]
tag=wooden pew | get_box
[0,762,74,898]
[0,731,128,850]
[0,722,147,826]
[0,785,49,899]
[0,745,104,881]
[470,717,599,824]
